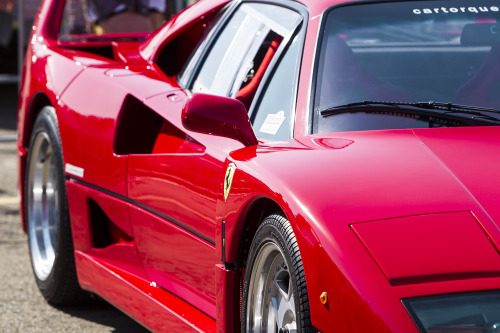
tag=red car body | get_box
[17,0,500,332]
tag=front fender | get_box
[213,142,402,332]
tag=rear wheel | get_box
[242,213,314,333]
[25,106,86,305]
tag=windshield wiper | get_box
[320,101,500,123]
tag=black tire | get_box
[25,106,87,305]
[242,213,314,333]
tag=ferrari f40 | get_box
[17,0,500,332]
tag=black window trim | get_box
[248,17,306,140]
[178,0,308,140]
[177,0,240,88]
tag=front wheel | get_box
[242,213,314,333]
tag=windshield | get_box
[314,1,500,133]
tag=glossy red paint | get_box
[220,128,500,332]
[129,202,218,318]
[76,250,216,332]
[215,264,241,333]
[65,181,133,252]
[182,93,258,147]
[352,212,500,286]
[17,0,500,332]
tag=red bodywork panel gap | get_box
[351,212,500,286]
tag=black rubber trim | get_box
[67,177,216,246]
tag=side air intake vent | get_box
[114,95,164,155]
[88,199,133,248]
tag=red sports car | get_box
[17,0,500,332]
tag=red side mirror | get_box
[181,93,258,147]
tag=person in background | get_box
[0,0,15,46]
[88,0,154,33]
[148,0,168,29]
[64,0,200,35]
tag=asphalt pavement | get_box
[0,83,149,332]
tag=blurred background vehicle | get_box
[0,0,197,86]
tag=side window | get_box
[190,3,301,110]
[191,8,248,96]
[251,33,302,141]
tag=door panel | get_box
[126,97,224,317]
[129,205,218,318]
[127,113,222,241]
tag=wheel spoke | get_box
[284,322,297,333]
[27,132,58,280]
[271,275,295,329]
[246,242,297,333]
[42,145,55,260]
[245,216,311,333]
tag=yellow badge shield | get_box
[224,163,236,202]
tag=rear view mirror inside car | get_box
[461,23,500,46]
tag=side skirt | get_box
[75,250,216,333]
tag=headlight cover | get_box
[403,291,500,332]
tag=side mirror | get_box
[181,93,258,147]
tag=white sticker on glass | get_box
[259,111,286,135]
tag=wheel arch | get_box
[233,197,284,268]
[19,92,54,231]
[231,194,318,332]
[21,92,53,149]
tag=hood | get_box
[413,126,500,225]
[250,127,500,226]
[248,127,500,224]
[235,126,500,285]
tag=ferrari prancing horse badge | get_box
[224,163,236,202]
